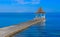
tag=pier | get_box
[0,18,45,37]
[0,7,46,37]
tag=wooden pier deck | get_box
[0,18,45,37]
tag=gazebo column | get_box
[41,13,45,19]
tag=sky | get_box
[0,0,60,12]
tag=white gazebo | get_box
[35,7,45,19]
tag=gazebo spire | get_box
[36,7,45,14]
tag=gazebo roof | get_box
[36,7,45,14]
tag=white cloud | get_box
[16,0,40,4]
[32,0,40,4]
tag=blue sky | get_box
[0,0,60,12]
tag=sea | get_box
[0,12,60,37]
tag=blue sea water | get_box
[0,13,60,37]
[0,13,35,28]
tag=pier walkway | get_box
[0,18,45,37]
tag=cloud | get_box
[0,0,40,12]
[32,0,40,4]
[16,0,40,4]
